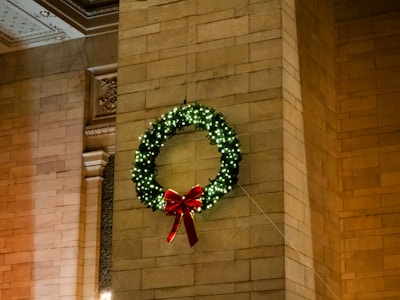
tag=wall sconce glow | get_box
[100,291,111,300]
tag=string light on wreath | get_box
[131,102,242,246]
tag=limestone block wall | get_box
[115,0,286,298]
[0,33,117,299]
[114,0,340,299]
[336,1,400,299]
[0,67,86,300]
[284,0,340,299]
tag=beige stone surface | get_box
[0,0,399,299]
[337,1,400,299]
[0,32,117,299]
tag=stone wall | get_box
[336,1,400,299]
[0,33,117,299]
[0,0,398,299]
[114,0,340,299]
[285,0,340,298]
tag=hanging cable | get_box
[238,183,341,300]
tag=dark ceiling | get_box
[34,0,119,35]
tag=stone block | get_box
[345,277,384,293]
[249,159,283,183]
[250,224,283,248]
[195,260,249,284]
[10,165,37,179]
[197,74,249,99]
[340,55,375,74]
[345,255,383,272]
[341,135,378,151]
[116,120,145,143]
[249,9,281,33]
[119,9,148,30]
[341,154,379,171]
[381,171,400,187]
[343,215,381,231]
[147,56,186,80]
[142,265,194,289]
[145,85,186,108]
[250,39,282,62]
[207,196,250,220]
[197,44,249,71]
[250,68,282,92]
[341,115,377,132]
[251,256,284,280]
[119,36,147,57]
[382,213,400,228]
[148,27,187,52]
[381,192,400,207]
[11,131,38,145]
[118,64,147,85]
[339,77,376,93]
[4,251,32,265]
[148,1,187,23]
[37,144,65,158]
[120,24,160,40]
[33,284,60,298]
[343,236,382,252]
[34,266,60,280]
[343,194,381,211]
[197,0,245,14]
[197,16,249,43]
[1,287,32,300]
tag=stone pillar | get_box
[114,0,340,299]
[82,150,110,299]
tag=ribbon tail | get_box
[167,213,182,244]
[183,210,198,247]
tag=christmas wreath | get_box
[131,102,241,245]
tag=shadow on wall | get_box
[0,55,36,298]
[295,0,341,299]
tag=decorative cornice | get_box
[0,0,82,49]
[82,149,110,178]
[34,0,119,35]
[62,0,119,17]
[85,124,116,137]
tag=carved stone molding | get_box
[87,64,117,125]
[97,77,117,115]
[99,154,114,294]
[82,150,110,178]
[85,124,116,137]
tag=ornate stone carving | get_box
[99,154,114,293]
[87,64,117,124]
[85,125,116,137]
[98,77,117,115]
[84,65,116,157]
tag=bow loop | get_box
[163,185,203,246]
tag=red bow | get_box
[164,185,203,247]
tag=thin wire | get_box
[95,185,340,300]
[185,0,189,102]
[237,183,341,300]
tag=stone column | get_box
[114,0,340,299]
[82,150,110,299]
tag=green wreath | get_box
[132,102,242,211]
